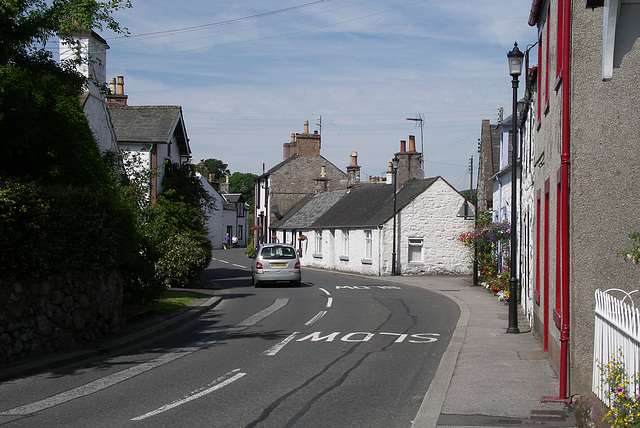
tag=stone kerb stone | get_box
[0,271,123,364]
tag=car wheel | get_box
[252,274,260,287]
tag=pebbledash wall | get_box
[0,271,123,364]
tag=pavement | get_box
[0,275,577,427]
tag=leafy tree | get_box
[1,0,130,67]
[229,171,257,207]
[197,158,230,183]
[0,0,130,185]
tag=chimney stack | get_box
[295,120,321,156]
[400,140,407,152]
[314,165,329,194]
[347,152,361,188]
[106,75,128,106]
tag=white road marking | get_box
[236,298,289,327]
[131,370,246,421]
[263,332,300,356]
[0,299,289,416]
[0,350,196,416]
[305,311,327,326]
[319,288,331,296]
[232,263,246,268]
[326,297,333,308]
[218,260,230,264]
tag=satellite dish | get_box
[413,168,425,179]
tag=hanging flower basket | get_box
[250,225,260,231]
[298,235,307,241]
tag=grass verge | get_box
[147,290,204,314]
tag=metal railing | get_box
[592,288,640,405]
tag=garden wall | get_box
[0,271,123,363]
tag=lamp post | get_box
[507,42,524,334]
[391,155,399,275]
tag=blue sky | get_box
[96,0,536,189]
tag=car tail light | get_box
[294,261,300,269]
[256,262,263,270]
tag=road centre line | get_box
[0,299,289,416]
[326,297,333,308]
[263,332,300,356]
[232,263,246,268]
[319,288,331,296]
[131,370,246,421]
[236,298,289,327]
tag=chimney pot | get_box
[304,120,309,134]
[116,76,125,95]
[350,152,358,167]
[400,140,407,152]
[409,135,416,152]
[291,133,295,143]
[109,77,116,95]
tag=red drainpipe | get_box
[558,0,571,401]
[540,0,571,404]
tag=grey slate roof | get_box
[273,178,439,230]
[273,190,349,229]
[108,105,186,146]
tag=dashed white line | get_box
[263,332,300,356]
[232,263,246,268]
[0,299,289,416]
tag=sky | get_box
[93,0,537,190]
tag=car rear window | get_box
[261,246,297,259]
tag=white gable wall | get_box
[198,174,224,250]
[388,178,473,275]
[292,178,473,276]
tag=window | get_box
[237,204,245,217]
[238,225,243,240]
[408,238,423,263]
[342,230,349,257]
[364,230,372,259]
[315,230,322,254]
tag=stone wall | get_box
[0,271,123,363]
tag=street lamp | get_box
[391,155,400,276]
[507,42,523,334]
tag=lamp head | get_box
[507,42,524,77]
[392,155,400,170]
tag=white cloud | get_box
[102,0,536,188]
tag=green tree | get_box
[198,158,230,183]
[1,0,130,66]
[229,171,257,207]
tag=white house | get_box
[107,102,191,202]
[59,31,119,154]
[272,177,474,276]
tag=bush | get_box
[156,232,212,288]
[0,176,138,283]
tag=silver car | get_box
[251,243,302,287]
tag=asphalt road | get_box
[0,249,460,427]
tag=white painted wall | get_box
[288,178,473,276]
[389,178,474,275]
[198,174,225,250]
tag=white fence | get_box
[592,288,640,405]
